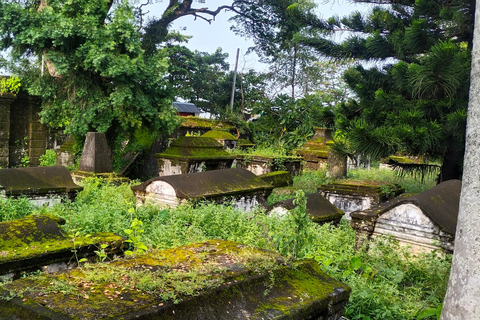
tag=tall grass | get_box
[0,171,448,319]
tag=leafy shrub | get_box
[0,196,34,222]
[39,149,57,167]
[0,76,21,96]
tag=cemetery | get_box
[0,131,453,319]
[0,0,475,316]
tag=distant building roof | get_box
[173,102,202,114]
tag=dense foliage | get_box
[297,0,475,182]
[0,0,180,147]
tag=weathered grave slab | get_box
[237,138,255,150]
[293,127,332,171]
[235,155,303,176]
[155,136,236,176]
[0,240,351,319]
[318,180,404,219]
[258,171,293,188]
[201,130,238,149]
[132,168,274,211]
[268,193,345,225]
[351,180,460,253]
[0,215,125,278]
[0,166,83,206]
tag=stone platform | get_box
[0,240,350,319]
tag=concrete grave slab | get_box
[258,171,293,188]
[235,155,303,176]
[268,193,345,225]
[0,215,125,278]
[0,240,351,320]
[155,136,236,176]
[132,168,274,211]
[201,130,238,149]
[350,180,461,253]
[318,180,404,219]
[0,166,83,206]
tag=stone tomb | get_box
[293,127,332,170]
[201,130,238,149]
[350,180,461,253]
[318,180,404,219]
[0,240,351,319]
[269,193,345,225]
[155,136,236,176]
[0,166,83,206]
[235,155,303,176]
[0,215,124,278]
[132,168,274,211]
[258,170,293,188]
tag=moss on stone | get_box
[259,171,293,188]
[180,116,235,130]
[0,240,350,319]
[0,215,125,276]
[155,137,236,161]
[319,180,405,200]
[201,130,237,140]
[237,138,254,146]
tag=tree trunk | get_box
[438,146,464,183]
[440,1,480,318]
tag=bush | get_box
[39,149,57,167]
[0,196,34,222]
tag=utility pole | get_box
[230,48,240,113]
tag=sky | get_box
[0,1,375,76]
[146,0,375,72]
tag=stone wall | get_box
[0,95,14,167]
[0,93,47,167]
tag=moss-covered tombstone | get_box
[0,166,83,206]
[293,127,332,171]
[155,136,235,176]
[318,180,404,219]
[351,180,460,253]
[0,240,350,319]
[0,215,125,278]
[132,168,274,211]
[201,130,238,149]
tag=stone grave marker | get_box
[71,132,128,184]
[155,136,236,176]
[258,171,293,188]
[268,193,345,225]
[0,166,83,206]
[201,130,238,149]
[235,155,303,176]
[237,138,255,150]
[318,180,404,219]
[0,239,351,319]
[293,127,332,171]
[0,214,125,279]
[351,179,461,253]
[132,168,274,211]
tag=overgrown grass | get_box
[0,170,448,319]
